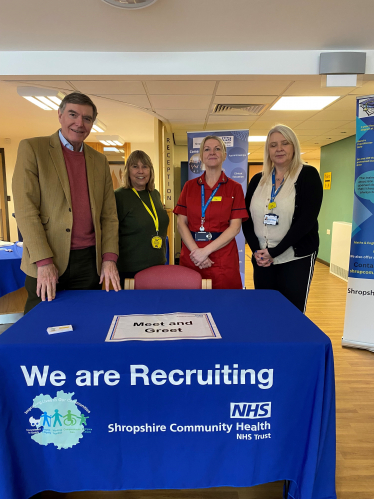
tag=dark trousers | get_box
[252,252,317,313]
[119,271,138,289]
[25,246,101,314]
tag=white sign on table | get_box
[106,312,221,342]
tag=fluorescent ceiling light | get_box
[97,135,124,145]
[103,147,119,152]
[92,120,107,133]
[248,136,267,142]
[100,140,110,146]
[23,96,53,111]
[18,87,65,111]
[271,96,340,111]
[48,95,63,106]
[35,96,60,110]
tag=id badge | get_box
[151,235,163,249]
[264,213,279,226]
[195,232,212,241]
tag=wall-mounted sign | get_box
[324,172,331,190]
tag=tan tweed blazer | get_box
[12,131,119,278]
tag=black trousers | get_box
[119,271,137,288]
[252,252,317,313]
[24,246,101,314]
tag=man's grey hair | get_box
[59,92,98,121]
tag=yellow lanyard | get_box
[132,188,159,234]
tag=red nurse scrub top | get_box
[174,171,248,289]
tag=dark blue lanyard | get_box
[270,169,285,203]
[201,183,221,219]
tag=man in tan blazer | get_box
[13,92,120,313]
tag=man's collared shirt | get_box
[59,129,84,152]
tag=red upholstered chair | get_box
[124,265,212,290]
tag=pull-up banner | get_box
[343,95,374,352]
[187,130,249,286]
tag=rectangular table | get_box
[0,243,25,297]
[0,289,336,499]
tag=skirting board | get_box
[316,257,329,267]
[342,338,374,353]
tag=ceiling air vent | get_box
[213,104,267,116]
[102,0,158,9]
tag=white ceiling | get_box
[1,0,374,163]
[1,0,374,52]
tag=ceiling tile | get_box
[72,80,145,95]
[332,122,356,133]
[308,109,355,121]
[257,110,319,121]
[284,80,351,97]
[146,81,216,95]
[205,123,251,131]
[21,80,76,92]
[217,80,291,96]
[213,95,277,105]
[249,120,304,130]
[349,81,374,95]
[150,94,211,110]
[155,110,207,120]
[100,94,152,109]
[295,120,351,131]
[207,115,258,122]
[325,95,357,111]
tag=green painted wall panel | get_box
[318,135,356,263]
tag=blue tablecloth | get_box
[0,290,336,499]
[0,243,25,297]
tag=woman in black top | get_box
[242,124,323,313]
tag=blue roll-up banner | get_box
[343,95,374,352]
[187,130,249,287]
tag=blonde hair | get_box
[122,150,155,191]
[261,124,302,184]
[199,135,227,163]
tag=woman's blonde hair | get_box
[261,124,302,183]
[199,135,227,163]
[122,150,155,191]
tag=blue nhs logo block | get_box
[230,402,271,419]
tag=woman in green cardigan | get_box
[115,150,169,286]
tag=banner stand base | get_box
[341,338,374,353]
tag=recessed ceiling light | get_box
[102,0,158,9]
[17,87,65,111]
[91,119,107,133]
[300,152,305,155]
[96,135,124,145]
[271,96,340,111]
[103,147,119,152]
[248,136,267,142]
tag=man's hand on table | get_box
[37,263,59,302]
[100,260,121,291]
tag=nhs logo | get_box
[230,402,271,419]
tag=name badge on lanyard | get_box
[132,188,163,249]
[196,183,221,240]
[264,169,285,226]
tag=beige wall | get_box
[0,137,22,242]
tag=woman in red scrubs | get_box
[174,136,248,289]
